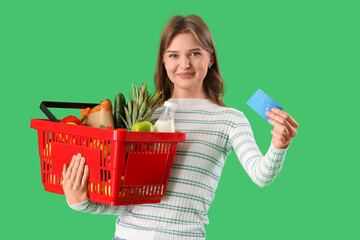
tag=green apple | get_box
[131,121,155,132]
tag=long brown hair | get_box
[154,15,226,107]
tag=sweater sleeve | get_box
[229,110,289,188]
[67,199,132,216]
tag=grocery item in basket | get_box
[154,101,177,132]
[131,121,155,132]
[114,93,127,129]
[61,115,83,125]
[121,82,164,128]
[79,107,91,122]
[83,99,114,128]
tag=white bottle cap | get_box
[164,101,177,109]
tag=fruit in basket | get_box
[104,179,111,196]
[89,182,102,194]
[57,116,82,143]
[90,139,110,157]
[120,82,163,128]
[61,115,83,125]
[119,175,125,197]
[55,132,76,144]
[43,143,52,166]
[89,182,94,193]
[44,143,51,157]
[131,121,155,132]
[83,99,114,128]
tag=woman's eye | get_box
[169,54,178,58]
[191,52,200,56]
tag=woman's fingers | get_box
[266,108,299,148]
[61,153,89,205]
[267,109,297,138]
[62,163,68,178]
[62,153,87,185]
[64,155,76,179]
[269,120,291,142]
[69,153,82,183]
[272,108,299,130]
[81,165,89,187]
[74,157,86,185]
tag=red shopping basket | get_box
[30,101,185,205]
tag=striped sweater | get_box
[69,98,289,240]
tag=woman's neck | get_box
[171,87,206,99]
[166,98,217,109]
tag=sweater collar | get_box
[167,98,217,109]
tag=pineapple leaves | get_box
[122,82,164,128]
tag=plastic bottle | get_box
[154,101,177,132]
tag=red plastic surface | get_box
[52,142,101,184]
[30,119,185,205]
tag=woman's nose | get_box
[179,56,190,69]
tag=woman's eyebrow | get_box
[189,48,203,51]
[166,48,203,53]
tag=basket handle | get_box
[40,101,99,122]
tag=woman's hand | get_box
[266,108,299,149]
[62,153,89,205]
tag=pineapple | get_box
[120,82,164,128]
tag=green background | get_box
[1,0,359,239]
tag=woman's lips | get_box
[177,72,195,79]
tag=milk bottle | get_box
[154,101,177,132]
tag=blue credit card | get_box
[247,89,283,121]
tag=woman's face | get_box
[163,33,212,98]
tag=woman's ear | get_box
[208,59,213,68]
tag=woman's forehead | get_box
[166,33,202,51]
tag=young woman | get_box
[62,15,298,240]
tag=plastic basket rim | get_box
[30,118,186,143]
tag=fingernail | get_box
[81,157,85,162]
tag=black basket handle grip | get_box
[40,101,99,122]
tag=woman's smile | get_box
[176,72,195,79]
